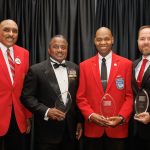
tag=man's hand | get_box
[26,118,31,134]
[90,113,109,126]
[106,116,124,127]
[134,112,150,124]
[76,123,83,140]
[47,108,66,121]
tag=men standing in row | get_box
[0,19,31,150]
[76,27,133,150]
[21,35,83,150]
[130,25,150,150]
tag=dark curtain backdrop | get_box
[96,0,150,60]
[0,0,95,65]
[1,0,150,63]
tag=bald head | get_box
[96,27,113,37]
[0,19,18,28]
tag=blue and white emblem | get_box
[116,78,124,90]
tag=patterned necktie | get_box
[101,58,107,91]
[7,49,15,78]
[137,59,148,88]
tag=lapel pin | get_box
[68,69,77,78]
[114,63,117,66]
[15,58,21,64]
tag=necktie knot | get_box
[143,59,148,64]
[7,48,10,53]
[102,58,106,63]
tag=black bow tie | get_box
[50,58,66,69]
[53,63,66,69]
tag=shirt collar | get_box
[0,42,13,53]
[98,51,112,62]
[142,55,150,62]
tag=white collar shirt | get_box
[0,42,14,84]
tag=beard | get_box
[140,48,150,56]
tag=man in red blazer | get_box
[76,27,133,150]
[0,19,31,150]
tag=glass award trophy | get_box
[134,89,149,114]
[55,91,72,113]
[100,93,116,117]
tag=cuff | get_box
[44,108,50,121]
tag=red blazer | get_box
[0,45,31,136]
[76,53,133,138]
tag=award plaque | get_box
[100,93,116,117]
[135,89,149,114]
[55,91,72,113]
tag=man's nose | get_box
[57,46,63,52]
[8,30,14,36]
[100,40,106,44]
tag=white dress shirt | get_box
[0,42,14,84]
[44,57,68,120]
[98,51,112,81]
[135,55,150,80]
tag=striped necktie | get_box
[7,49,15,78]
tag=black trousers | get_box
[0,107,29,150]
[84,134,127,150]
[34,129,78,150]
[131,135,150,150]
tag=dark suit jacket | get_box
[132,57,150,140]
[21,59,82,144]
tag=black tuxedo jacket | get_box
[131,57,150,140]
[21,59,82,144]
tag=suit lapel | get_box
[66,61,78,93]
[106,53,119,92]
[91,55,104,94]
[43,59,61,96]
[13,46,24,87]
[0,49,12,85]
[142,64,150,87]
[133,58,142,89]
[66,62,71,91]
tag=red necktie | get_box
[7,49,15,78]
[137,59,148,88]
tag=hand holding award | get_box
[134,89,149,115]
[55,91,72,113]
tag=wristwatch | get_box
[118,115,125,125]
